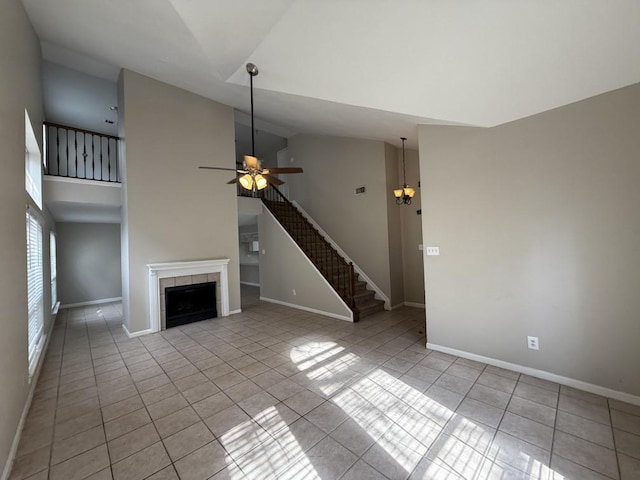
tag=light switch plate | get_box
[426,246,440,256]
[418,244,424,251]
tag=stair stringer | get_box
[292,201,391,310]
[259,206,354,322]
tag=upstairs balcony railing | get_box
[44,122,120,183]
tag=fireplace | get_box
[165,281,217,328]
[147,259,230,333]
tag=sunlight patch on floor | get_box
[290,341,565,480]
[221,406,321,480]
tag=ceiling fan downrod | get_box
[246,63,259,158]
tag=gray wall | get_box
[0,0,45,474]
[384,142,405,307]
[419,83,640,396]
[239,224,260,285]
[398,148,425,305]
[43,61,118,136]
[119,70,241,334]
[259,208,351,320]
[287,134,401,305]
[56,223,122,305]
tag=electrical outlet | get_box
[527,336,539,350]
[418,244,424,251]
[292,289,296,296]
[426,246,440,256]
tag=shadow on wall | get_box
[56,222,122,305]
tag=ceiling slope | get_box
[22,0,640,145]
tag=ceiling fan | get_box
[199,63,303,191]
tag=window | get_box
[25,110,42,209]
[50,232,57,310]
[27,209,44,376]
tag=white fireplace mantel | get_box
[147,259,230,333]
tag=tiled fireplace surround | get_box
[159,273,222,330]
[147,259,230,333]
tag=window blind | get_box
[26,209,44,374]
[50,232,57,308]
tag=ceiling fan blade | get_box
[199,166,238,172]
[263,167,303,174]
[226,178,239,184]
[266,175,285,186]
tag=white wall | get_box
[0,0,45,475]
[56,223,122,305]
[119,70,241,334]
[419,83,640,397]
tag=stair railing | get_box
[260,184,358,318]
[44,122,120,182]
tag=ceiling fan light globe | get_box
[239,174,254,190]
[254,174,268,190]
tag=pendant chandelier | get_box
[393,137,415,205]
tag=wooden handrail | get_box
[44,121,120,141]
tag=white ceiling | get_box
[23,0,640,147]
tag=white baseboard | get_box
[60,297,122,309]
[427,342,640,407]
[2,313,57,480]
[404,302,426,309]
[240,281,260,287]
[390,303,405,310]
[122,324,153,338]
[260,296,353,322]
[228,309,242,315]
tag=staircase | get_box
[260,185,385,321]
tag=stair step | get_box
[353,290,376,307]
[358,299,385,319]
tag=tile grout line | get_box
[47,308,72,477]
[608,398,622,480]
[482,369,522,475]
[405,354,487,479]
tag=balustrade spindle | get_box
[74,131,78,177]
[91,135,95,180]
[82,133,87,179]
[55,127,60,176]
[66,129,69,177]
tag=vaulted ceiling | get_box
[22,0,640,147]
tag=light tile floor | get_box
[9,287,640,480]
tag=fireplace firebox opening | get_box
[165,281,217,328]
